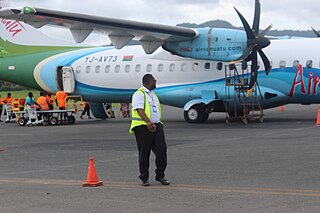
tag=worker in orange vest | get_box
[37,91,50,111]
[80,101,92,119]
[3,93,13,121]
[55,89,68,110]
[37,91,50,120]
[55,89,68,120]
[46,93,54,110]
[0,94,3,122]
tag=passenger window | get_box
[76,66,81,73]
[306,60,313,68]
[217,62,223,70]
[279,60,286,69]
[158,64,164,72]
[192,63,199,71]
[205,62,210,70]
[95,65,101,73]
[181,63,187,72]
[105,65,110,73]
[293,60,299,69]
[169,63,175,72]
[85,65,91,73]
[125,65,130,73]
[115,65,120,73]
[135,64,141,73]
[146,64,152,72]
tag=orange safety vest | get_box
[46,95,54,105]
[55,91,67,108]
[37,96,50,110]
[3,97,12,104]
[0,98,3,105]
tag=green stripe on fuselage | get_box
[0,38,90,89]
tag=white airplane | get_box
[1,0,320,123]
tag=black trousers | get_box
[0,104,2,120]
[133,123,167,181]
[81,105,90,117]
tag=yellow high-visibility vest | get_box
[129,87,161,134]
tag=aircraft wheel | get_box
[18,117,27,126]
[67,115,76,125]
[49,117,58,125]
[184,105,205,123]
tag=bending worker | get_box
[129,74,170,186]
[37,91,50,120]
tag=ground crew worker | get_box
[55,89,68,120]
[46,93,54,110]
[80,101,92,119]
[25,92,40,108]
[55,89,67,110]
[0,94,3,122]
[37,91,50,120]
[37,91,50,111]
[3,93,13,121]
[129,74,170,186]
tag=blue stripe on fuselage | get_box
[39,47,113,92]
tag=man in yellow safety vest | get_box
[129,74,169,186]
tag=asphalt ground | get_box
[1,104,320,213]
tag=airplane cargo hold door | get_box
[57,66,75,93]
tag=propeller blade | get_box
[311,27,320,37]
[258,49,271,75]
[234,7,255,40]
[246,50,258,97]
[232,44,256,63]
[260,24,273,37]
[252,0,261,35]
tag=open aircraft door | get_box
[57,66,75,93]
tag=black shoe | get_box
[156,178,170,185]
[88,117,92,119]
[0,120,2,122]
[141,180,150,186]
[80,116,83,119]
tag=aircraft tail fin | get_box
[0,15,90,57]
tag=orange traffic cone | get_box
[82,157,103,187]
[316,105,320,125]
[280,106,285,111]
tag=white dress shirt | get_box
[132,86,161,123]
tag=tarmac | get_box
[1,104,320,213]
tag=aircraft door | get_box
[56,66,75,93]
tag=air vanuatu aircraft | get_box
[0,0,320,123]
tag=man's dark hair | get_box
[142,74,154,84]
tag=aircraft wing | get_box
[0,7,197,53]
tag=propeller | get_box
[311,27,320,37]
[233,0,271,97]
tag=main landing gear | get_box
[184,104,209,123]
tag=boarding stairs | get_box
[224,63,264,124]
